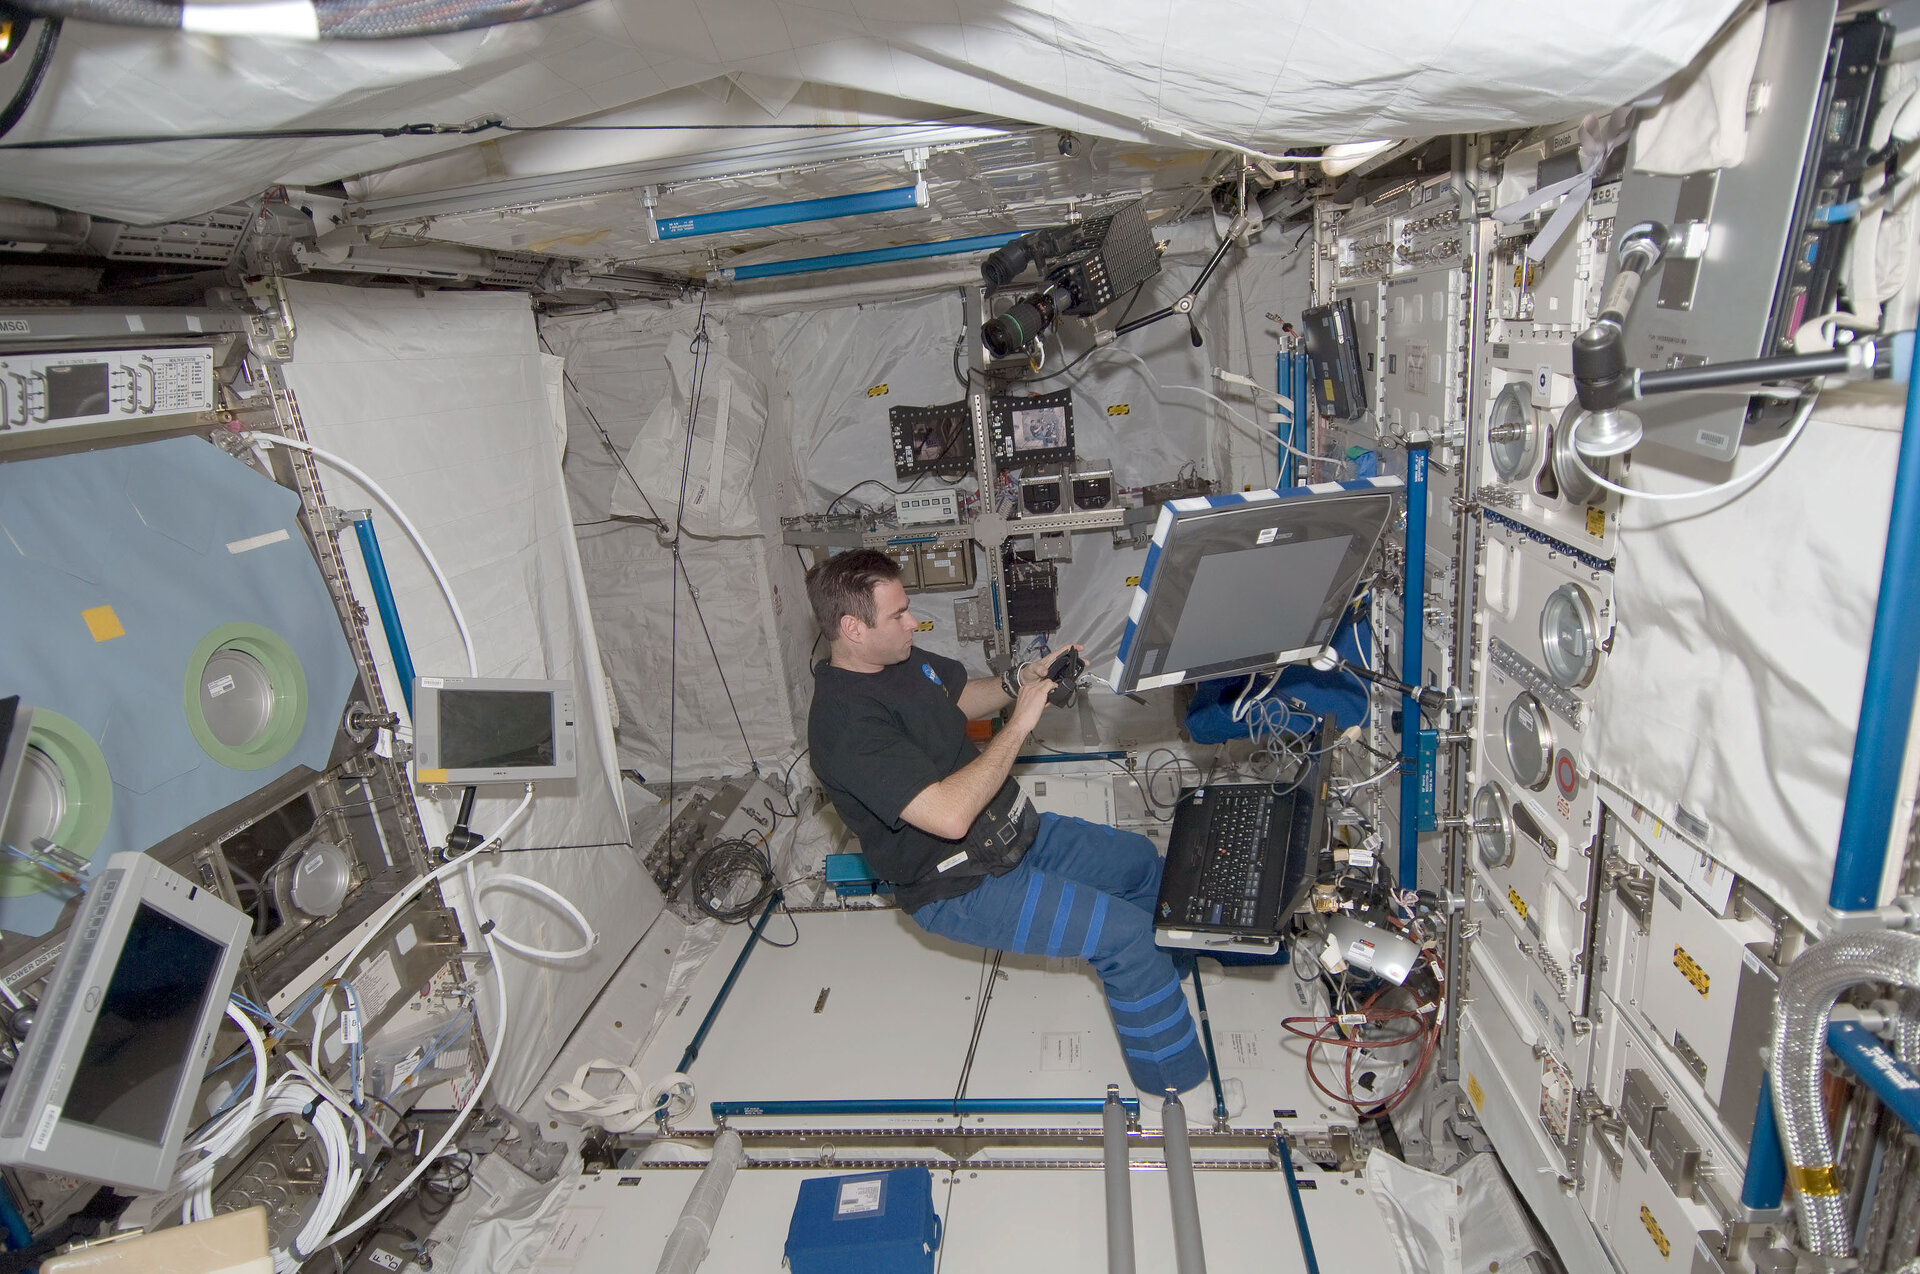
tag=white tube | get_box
[1571,393,1818,505]
[249,431,479,677]
[655,1128,746,1274]
[468,869,598,961]
[1112,350,1317,462]
[224,1001,270,1137]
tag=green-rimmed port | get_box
[183,622,308,770]
[0,709,111,897]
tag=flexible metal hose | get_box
[1773,931,1920,1255]
[1897,989,1920,1067]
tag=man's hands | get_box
[1017,643,1085,688]
[1006,675,1053,735]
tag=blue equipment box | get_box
[784,1167,941,1273]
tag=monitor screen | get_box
[63,904,223,1145]
[438,690,556,770]
[1110,478,1403,694]
[889,402,974,479]
[989,390,1075,465]
[1009,404,1068,453]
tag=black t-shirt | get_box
[808,648,998,912]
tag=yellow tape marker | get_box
[866,383,888,397]
[1125,575,1141,588]
[1508,887,1530,922]
[1466,1073,1485,1111]
[1585,507,1607,538]
[417,768,449,785]
[1788,1163,1842,1197]
[1107,403,1131,416]
[82,605,125,642]
[1673,946,1711,997]
[1639,1205,1670,1258]
[916,620,934,633]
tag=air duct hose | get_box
[1773,931,1920,1255]
[12,0,590,39]
[655,1128,744,1274]
[1897,989,1920,1066]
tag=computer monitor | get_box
[0,851,250,1190]
[412,676,577,785]
[1109,478,1404,694]
[889,402,974,479]
[1301,298,1369,420]
[989,390,1075,467]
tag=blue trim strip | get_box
[1399,445,1430,887]
[1013,872,1045,951]
[1829,1021,1920,1135]
[1112,978,1184,1016]
[1741,1072,1786,1210]
[1046,882,1077,956]
[1081,893,1109,960]
[1116,1003,1191,1039]
[1278,1132,1322,1274]
[1124,1020,1199,1063]
[725,231,1024,282]
[658,184,921,240]
[1831,344,1920,910]
[352,517,416,714]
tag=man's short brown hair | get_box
[805,548,902,638]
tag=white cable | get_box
[319,923,508,1251]
[1113,349,1318,462]
[248,431,479,678]
[224,1001,269,1138]
[1571,392,1818,504]
[1335,757,1402,795]
[467,869,598,961]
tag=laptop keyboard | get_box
[1185,786,1275,928]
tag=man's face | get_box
[851,578,918,665]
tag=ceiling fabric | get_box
[4,0,1742,225]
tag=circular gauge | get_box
[1472,782,1514,870]
[1502,692,1555,791]
[1487,383,1539,483]
[1554,749,1580,800]
[183,623,309,770]
[1551,401,1613,507]
[1539,583,1601,688]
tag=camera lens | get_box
[982,297,1049,357]
[980,236,1037,289]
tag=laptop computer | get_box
[1152,757,1324,953]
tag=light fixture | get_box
[718,231,1024,283]
[649,173,928,242]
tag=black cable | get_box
[953,948,1004,1103]
[0,117,950,151]
[827,473,931,516]
[690,838,777,922]
[0,15,59,142]
[541,328,759,776]
[1007,279,1148,386]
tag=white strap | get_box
[546,1059,652,1133]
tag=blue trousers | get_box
[912,813,1210,1095]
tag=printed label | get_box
[354,950,404,1018]
[1041,1032,1083,1071]
[368,1250,404,1272]
[535,1206,602,1268]
[838,1179,884,1215]
[206,674,236,698]
[30,1104,60,1152]
[1257,527,1279,545]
